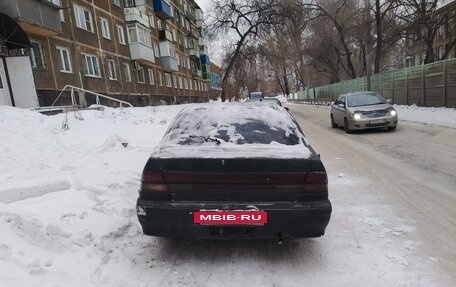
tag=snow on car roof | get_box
[153,102,311,159]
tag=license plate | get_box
[193,210,268,225]
[370,119,385,124]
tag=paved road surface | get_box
[289,103,456,286]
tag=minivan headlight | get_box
[389,109,397,116]
[353,113,362,120]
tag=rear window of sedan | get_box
[162,103,303,146]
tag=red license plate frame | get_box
[193,210,268,225]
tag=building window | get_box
[437,25,444,39]
[438,46,445,60]
[117,25,126,45]
[113,0,122,7]
[100,18,111,39]
[157,19,164,30]
[153,43,160,57]
[107,60,117,80]
[414,54,421,66]
[164,73,172,87]
[56,46,72,73]
[148,69,155,85]
[179,77,183,89]
[184,78,188,89]
[122,63,131,81]
[194,80,197,90]
[173,75,177,88]
[158,72,163,86]
[189,79,192,90]
[82,53,101,77]
[74,5,94,32]
[127,24,151,47]
[448,18,455,37]
[30,40,45,69]
[137,66,145,83]
[149,14,155,28]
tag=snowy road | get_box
[289,104,456,286]
[1,104,455,287]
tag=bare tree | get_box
[399,0,454,63]
[208,0,279,101]
[371,0,401,73]
[307,0,360,79]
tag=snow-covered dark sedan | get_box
[136,103,331,239]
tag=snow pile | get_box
[0,105,183,287]
[274,94,288,103]
[394,104,456,128]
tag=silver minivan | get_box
[330,92,398,133]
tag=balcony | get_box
[130,42,155,63]
[200,46,209,56]
[202,63,210,80]
[200,54,210,65]
[153,0,173,19]
[187,29,198,39]
[158,56,179,72]
[195,9,203,28]
[158,40,178,72]
[192,69,202,78]
[124,7,150,27]
[0,0,61,36]
[195,9,203,21]
[200,50,211,65]
[189,48,200,60]
[202,71,210,80]
[185,11,195,22]
[158,29,173,41]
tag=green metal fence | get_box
[301,58,456,108]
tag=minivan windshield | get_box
[347,94,387,107]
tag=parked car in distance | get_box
[246,97,289,111]
[330,91,398,133]
[249,91,264,99]
[137,103,332,240]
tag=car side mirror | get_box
[386,99,392,104]
[285,107,289,111]
[338,103,345,108]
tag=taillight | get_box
[298,172,328,200]
[141,171,167,192]
[305,172,328,184]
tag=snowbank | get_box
[0,103,450,286]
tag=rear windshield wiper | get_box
[189,135,221,145]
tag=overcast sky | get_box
[195,0,211,12]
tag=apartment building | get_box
[0,0,212,107]
[405,1,456,67]
[209,62,222,99]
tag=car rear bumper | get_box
[136,200,332,239]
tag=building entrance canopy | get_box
[0,12,31,50]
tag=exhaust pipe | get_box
[276,233,284,245]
